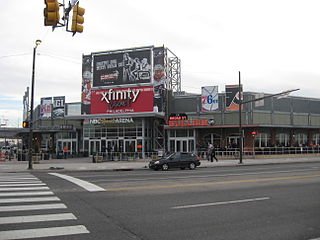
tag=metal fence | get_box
[4,146,320,162]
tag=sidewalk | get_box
[0,156,319,173]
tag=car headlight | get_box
[154,161,160,164]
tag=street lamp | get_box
[237,71,299,164]
[28,39,42,170]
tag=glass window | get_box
[312,133,320,145]
[276,133,289,147]
[170,140,175,152]
[176,130,188,137]
[254,133,270,148]
[295,133,307,146]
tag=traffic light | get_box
[251,131,257,136]
[44,0,60,27]
[22,121,29,128]
[71,3,85,34]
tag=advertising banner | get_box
[201,86,219,112]
[91,86,154,114]
[153,47,166,95]
[225,84,242,111]
[93,49,152,87]
[81,55,93,114]
[52,96,65,118]
[40,97,52,118]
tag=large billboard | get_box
[225,84,242,111]
[40,97,52,118]
[201,86,219,112]
[93,49,152,87]
[91,86,154,114]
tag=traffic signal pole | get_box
[28,40,41,170]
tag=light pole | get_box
[28,39,42,170]
[237,71,299,164]
[238,71,243,164]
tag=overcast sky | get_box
[1,0,320,127]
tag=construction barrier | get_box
[32,155,41,164]
[0,152,7,162]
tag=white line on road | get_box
[0,183,46,187]
[0,203,67,212]
[0,177,38,180]
[0,225,89,240]
[172,197,271,209]
[0,196,60,204]
[0,213,76,224]
[0,191,54,197]
[0,186,49,191]
[0,181,43,184]
[49,173,105,192]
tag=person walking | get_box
[211,145,218,162]
[208,144,218,162]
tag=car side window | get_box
[181,153,188,159]
[173,153,180,160]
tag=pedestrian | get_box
[63,146,68,159]
[211,145,218,162]
[207,144,213,161]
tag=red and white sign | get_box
[91,86,154,114]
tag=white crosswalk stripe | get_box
[0,173,89,239]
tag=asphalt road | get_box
[1,162,320,240]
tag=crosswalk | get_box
[0,173,89,240]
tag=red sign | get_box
[168,119,209,127]
[91,86,154,114]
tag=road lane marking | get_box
[0,203,67,212]
[0,186,49,191]
[0,225,89,240]
[49,173,105,192]
[0,213,77,224]
[0,191,54,197]
[91,168,320,184]
[0,183,46,187]
[172,197,270,209]
[105,174,320,191]
[0,196,60,204]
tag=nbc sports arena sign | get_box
[91,86,154,114]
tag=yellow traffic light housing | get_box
[44,0,60,27]
[71,4,85,34]
[22,121,29,128]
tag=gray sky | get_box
[1,0,320,127]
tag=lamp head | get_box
[35,40,42,46]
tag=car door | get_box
[169,152,181,168]
[180,152,190,168]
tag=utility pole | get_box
[238,71,243,164]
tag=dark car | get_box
[149,152,201,171]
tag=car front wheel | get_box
[189,162,196,170]
[162,163,169,171]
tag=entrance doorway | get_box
[89,140,101,155]
[125,139,136,152]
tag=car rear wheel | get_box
[162,163,169,171]
[189,162,196,170]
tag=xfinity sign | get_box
[100,88,140,104]
[91,86,154,114]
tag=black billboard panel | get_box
[93,49,152,87]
